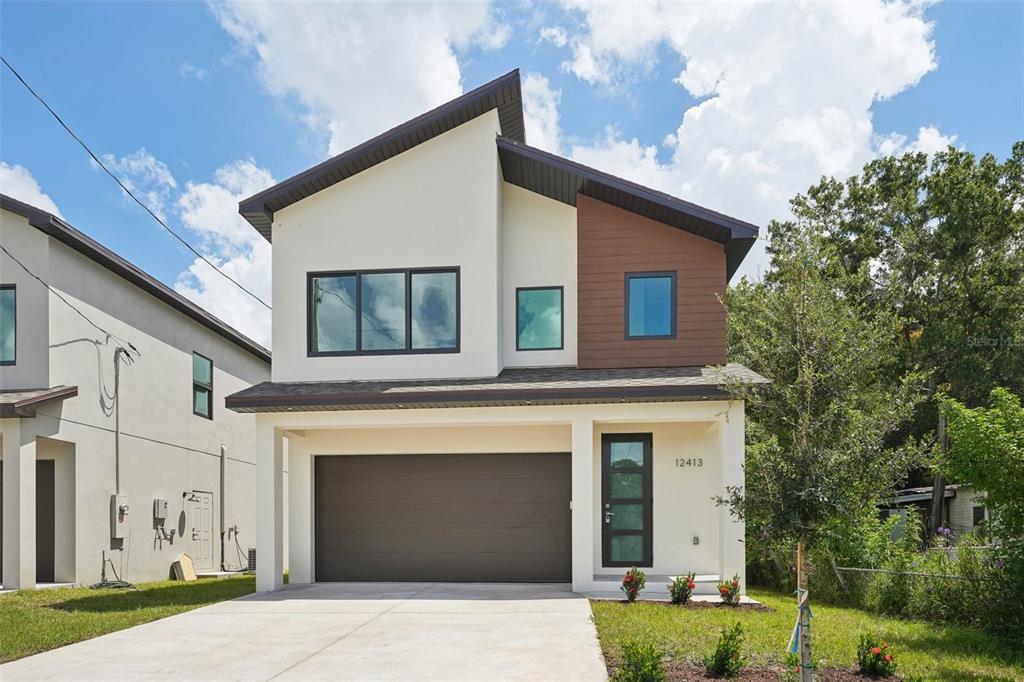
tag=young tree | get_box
[722,216,925,679]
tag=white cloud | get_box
[212,1,510,156]
[174,160,274,346]
[179,62,208,80]
[876,125,958,157]
[98,148,178,221]
[539,26,568,48]
[549,1,947,280]
[0,162,62,216]
[522,72,562,153]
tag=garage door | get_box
[314,453,571,582]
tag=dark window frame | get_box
[624,271,677,340]
[601,433,654,568]
[307,267,461,357]
[515,285,565,352]
[0,283,14,366]
[973,506,986,527]
[192,351,213,420]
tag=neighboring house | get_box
[883,484,992,539]
[226,70,767,595]
[1,195,271,589]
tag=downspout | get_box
[114,346,128,495]
[220,444,226,572]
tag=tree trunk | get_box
[796,541,813,682]
[929,411,947,536]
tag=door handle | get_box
[603,510,614,524]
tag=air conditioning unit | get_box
[247,548,256,572]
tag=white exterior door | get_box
[188,491,214,571]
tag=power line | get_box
[0,54,271,311]
[0,241,140,357]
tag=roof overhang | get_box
[0,386,78,418]
[1,195,271,364]
[225,364,769,413]
[239,69,526,239]
[496,137,758,282]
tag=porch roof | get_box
[224,364,768,413]
[0,385,78,418]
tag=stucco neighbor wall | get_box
[1,210,271,586]
[271,110,503,383]
[501,183,577,368]
[0,209,50,389]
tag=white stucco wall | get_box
[501,183,577,368]
[1,210,271,586]
[0,210,50,389]
[271,110,503,382]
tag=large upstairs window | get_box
[516,286,564,351]
[308,268,459,356]
[0,284,14,365]
[625,272,676,339]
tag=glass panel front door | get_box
[602,434,653,567]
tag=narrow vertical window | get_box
[625,272,676,339]
[411,270,458,350]
[0,284,14,365]
[192,352,213,419]
[516,287,564,351]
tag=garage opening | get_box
[314,453,571,582]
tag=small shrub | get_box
[667,572,696,605]
[704,621,745,678]
[717,574,741,605]
[856,633,897,678]
[621,567,647,602]
[612,640,666,682]
[780,651,801,682]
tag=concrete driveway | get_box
[1,582,607,681]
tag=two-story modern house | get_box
[225,70,766,595]
[1,195,270,589]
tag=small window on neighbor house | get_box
[973,506,986,527]
[0,284,14,365]
[626,272,676,339]
[516,287,563,351]
[192,352,213,419]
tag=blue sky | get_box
[1,1,1021,345]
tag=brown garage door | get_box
[314,453,571,582]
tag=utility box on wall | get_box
[110,494,130,539]
[153,498,168,521]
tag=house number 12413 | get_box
[675,458,703,468]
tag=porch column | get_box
[718,401,746,592]
[571,417,595,593]
[2,418,37,590]
[287,433,313,585]
[256,419,284,592]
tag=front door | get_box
[601,434,653,567]
[187,491,214,571]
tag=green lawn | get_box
[0,575,255,663]
[591,588,1024,681]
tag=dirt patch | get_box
[662,661,873,680]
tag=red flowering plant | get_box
[716,574,741,606]
[667,572,697,605]
[857,633,897,677]
[621,567,647,602]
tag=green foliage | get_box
[703,622,745,677]
[667,572,696,605]
[857,633,897,677]
[621,567,647,602]
[612,640,666,682]
[717,574,741,606]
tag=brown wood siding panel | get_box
[577,194,727,369]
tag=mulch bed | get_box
[663,661,871,680]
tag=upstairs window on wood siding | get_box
[192,352,213,419]
[0,285,14,365]
[309,268,459,356]
[626,272,676,339]
[516,287,564,351]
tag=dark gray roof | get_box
[497,137,757,281]
[225,364,768,413]
[239,69,526,239]
[1,195,271,364]
[0,386,78,417]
